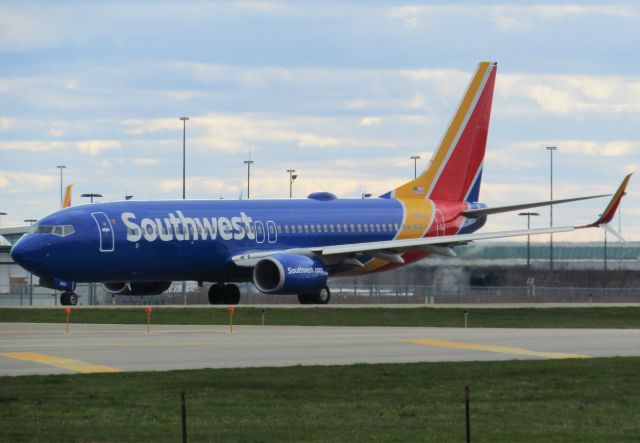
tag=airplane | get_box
[10,61,631,306]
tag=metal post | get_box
[410,155,420,179]
[547,146,557,271]
[179,117,189,200]
[465,385,471,443]
[604,230,608,288]
[56,165,66,206]
[244,157,254,199]
[179,117,189,305]
[519,212,539,272]
[181,389,187,443]
[287,169,297,198]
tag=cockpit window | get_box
[36,225,75,237]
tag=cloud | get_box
[75,140,122,156]
[510,140,639,157]
[131,158,160,167]
[499,73,640,115]
[297,134,340,148]
[388,4,636,32]
[360,117,382,126]
[0,140,70,152]
[0,171,56,189]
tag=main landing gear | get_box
[208,283,241,305]
[298,286,331,305]
[60,291,78,306]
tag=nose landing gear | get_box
[60,291,78,306]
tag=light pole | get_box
[244,157,254,199]
[519,212,539,272]
[179,117,189,200]
[179,117,189,306]
[287,169,297,198]
[24,219,37,306]
[546,146,557,271]
[81,193,102,203]
[410,155,421,179]
[0,212,6,228]
[56,165,66,206]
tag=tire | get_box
[297,294,311,304]
[69,293,78,306]
[60,292,70,305]
[208,284,223,305]
[317,286,331,305]
[224,284,241,305]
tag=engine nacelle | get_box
[253,254,328,294]
[102,281,172,296]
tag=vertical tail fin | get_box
[62,184,73,208]
[389,62,497,202]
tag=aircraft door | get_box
[91,212,115,252]
[267,221,277,243]
[254,221,265,244]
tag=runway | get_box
[1,323,639,376]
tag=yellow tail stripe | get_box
[406,339,589,360]
[0,352,121,373]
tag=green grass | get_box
[1,357,639,442]
[1,306,640,328]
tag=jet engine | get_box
[253,254,328,294]
[102,281,172,296]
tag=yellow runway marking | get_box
[0,352,121,373]
[406,339,589,359]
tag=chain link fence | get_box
[1,283,639,306]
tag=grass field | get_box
[1,357,639,442]
[1,306,640,328]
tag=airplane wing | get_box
[463,194,609,218]
[233,175,631,267]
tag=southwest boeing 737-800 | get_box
[10,62,631,305]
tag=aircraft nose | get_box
[10,236,42,273]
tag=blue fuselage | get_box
[11,196,486,286]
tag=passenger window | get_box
[298,224,303,233]
[277,225,282,234]
[323,224,328,233]
[363,224,368,232]
[284,225,289,233]
[337,224,342,232]
[357,224,362,232]
[350,224,355,232]
[310,225,316,233]
[329,225,334,232]
[304,225,309,233]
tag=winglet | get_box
[579,174,632,228]
[62,184,73,208]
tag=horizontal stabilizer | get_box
[463,194,609,218]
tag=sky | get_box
[0,1,638,242]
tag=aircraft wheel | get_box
[208,284,225,305]
[316,286,331,305]
[60,292,70,305]
[69,293,78,306]
[297,293,312,304]
[224,284,241,305]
